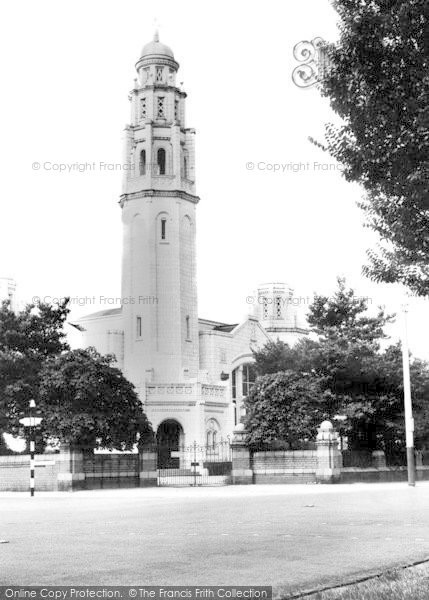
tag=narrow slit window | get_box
[157,148,166,175]
[139,149,146,175]
[161,218,167,240]
[136,316,142,338]
[186,315,190,340]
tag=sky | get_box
[1,0,428,359]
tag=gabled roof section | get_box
[78,307,122,321]
[230,316,271,341]
[198,317,237,332]
[213,323,238,333]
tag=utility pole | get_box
[401,303,415,486]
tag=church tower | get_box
[254,282,309,346]
[120,33,199,390]
[78,33,310,454]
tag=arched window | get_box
[183,156,188,179]
[206,419,220,449]
[157,148,166,175]
[161,217,167,240]
[139,149,146,175]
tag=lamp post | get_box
[401,303,415,486]
[19,399,43,497]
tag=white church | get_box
[77,34,308,464]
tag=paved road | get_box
[1,483,429,596]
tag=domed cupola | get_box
[136,31,179,83]
[141,31,175,59]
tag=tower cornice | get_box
[136,55,179,72]
[131,85,187,99]
[129,124,193,136]
[119,189,200,208]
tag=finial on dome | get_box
[137,28,178,70]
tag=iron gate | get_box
[83,452,139,489]
[158,439,232,486]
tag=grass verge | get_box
[298,561,429,599]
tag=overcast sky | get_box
[1,0,428,359]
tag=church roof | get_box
[79,308,122,321]
[198,318,238,333]
[213,323,238,333]
[77,310,239,333]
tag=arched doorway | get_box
[156,420,183,469]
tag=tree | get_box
[307,280,392,344]
[248,279,429,455]
[244,371,330,449]
[0,299,70,451]
[38,348,153,451]
[252,340,299,375]
[0,299,153,453]
[315,0,429,295]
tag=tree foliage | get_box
[0,300,70,450]
[244,371,330,448]
[246,279,429,453]
[38,348,153,450]
[252,340,299,376]
[0,299,153,452]
[316,0,429,294]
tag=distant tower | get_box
[0,277,17,312]
[255,282,308,346]
[120,33,199,389]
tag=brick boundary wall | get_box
[0,454,60,492]
[2,425,429,490]
[341,466,429,483]
[230,422,429,486]
[251,450,317,484]
[0,450,154,491]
